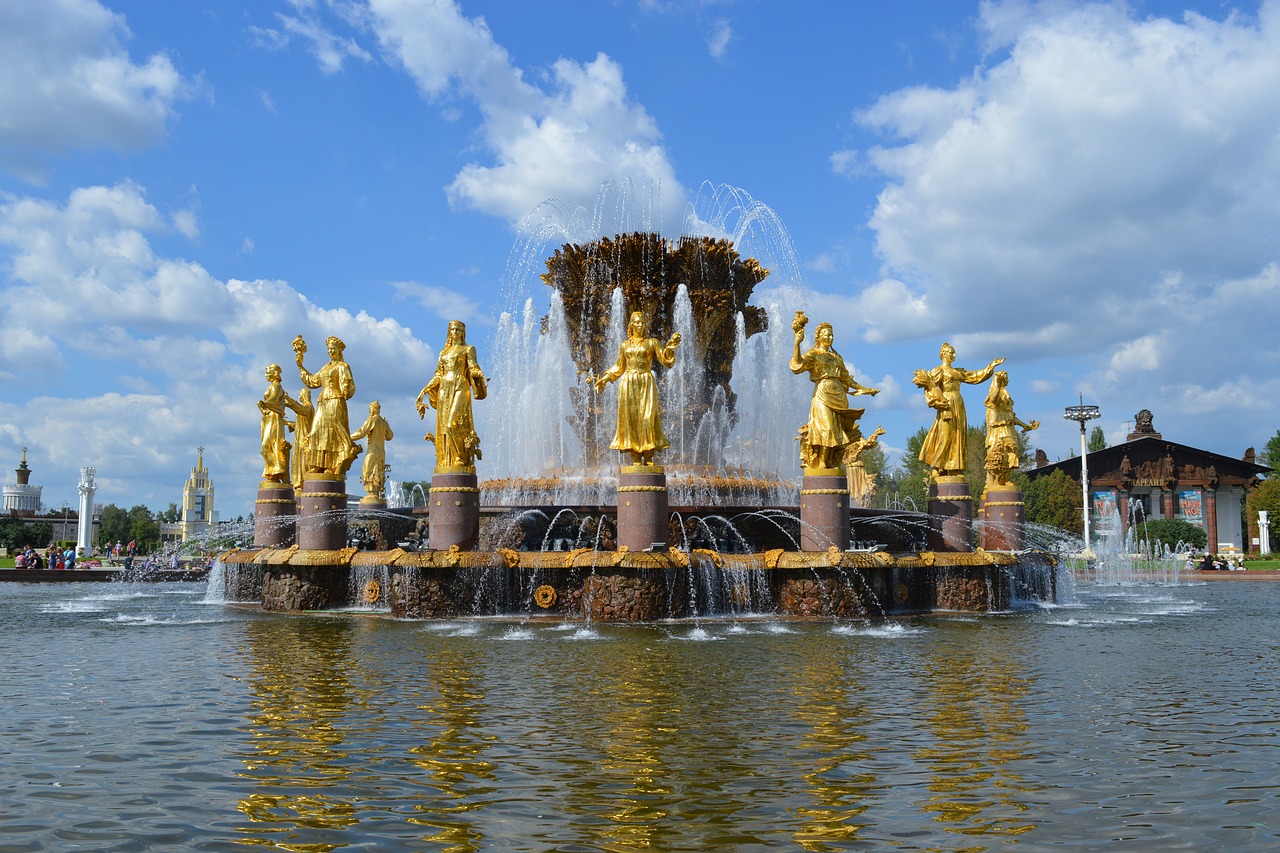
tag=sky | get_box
[2,0,1278,518]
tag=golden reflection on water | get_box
[234,620,368,849]
[788,647,876,851]
[915,634,1039,842]
[404,645,499,852]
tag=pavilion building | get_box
[3,449,43,516]
[1026,410,1271,554]
[161,448,218,546]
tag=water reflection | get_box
[789,649,877,850]
[235,619,366,847]
[914,629,1038,841]
[405,645,498,851]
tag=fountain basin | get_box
[217,546,1058,619]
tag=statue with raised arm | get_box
[593,310,680,467]
[284,387,314,493]
[983,370,1039,488]
[844,425,886,508]
[351,399,394,500]
[789,312,878,471]
[417,320,487,471]
[294,335,360,478]
[258,363,292,483]
[914,342,1004,479]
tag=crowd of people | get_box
[1192,553,1246,571]
[12,539,138,570]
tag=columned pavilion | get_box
[1027,410,1271,554]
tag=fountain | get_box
[220,198,1059,619]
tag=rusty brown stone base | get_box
[261,565,349,611]
[220,547,1058,619]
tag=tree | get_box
[1088,426,1107,453]
[161,502,181,523]
[1025,469,1083,535]
[99,504,130,546]
[127,504,161,553]
[1260,430,1280,469]
[1132,518,1206,554]
[1246,477,1280,552]
[0,517,26,552]
[880,427,930,511]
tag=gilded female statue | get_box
[294,335,360,477]
[789,312,878,471]
[417,320,486,471]
[284,387,313,493]
[914,342,1004,479]
[983,370,1039,487]
[351,399,394,499]
[258,363,291,483]
[594,310,680,466]
[844,425,886,507]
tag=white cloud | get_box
[0,0,187,181]
[707,19,732,60]
[1107,335,1161,374]
[274,2,374,74]
[367,0,685,226]
[843,0,1280,449]
[0,182,441,514]
[391,280,488,327]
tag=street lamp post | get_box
[1064,397,1101,557]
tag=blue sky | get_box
[2,0,1278,517]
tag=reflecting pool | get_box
[1,578,1276,851]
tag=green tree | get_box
[1259,430,1280,469]
[1132,518,1206,553]
[397,480,429,507]
[1246,477,1280,552]
[1088,426,1107,453]
[160,502,181,523]
[99,504,130,546]
[127,505,161,553]
[1025,469,1083,535]
[0,517,26,552]
[881,427,930,511]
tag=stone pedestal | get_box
[429,470,480,550]
[981,486,1025,552]
[617,467,669,552]
[928,476,973,552]
[254,482,296,547]
[800,470,850,551]
[296,475,349,551]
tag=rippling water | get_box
[1,579,1277,851]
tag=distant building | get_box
[3,448,43,515]
[1026,409,1272,554]
[162,448,218,545]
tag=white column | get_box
[77,466,96,555]
[1260,511,1271,556]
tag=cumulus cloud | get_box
[842,0,1280,445]
[0,0,187,181]
[0,182,440,513]
[366,0,685,226]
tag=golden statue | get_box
[257,363,291,484]
[983,370,1039,488]
[789,312,878,471]
[844,425,886,507]
[294,335,361,478]
[417,320,487,471]
[351,399,394,500]
[593,310,680,466]
[284,387,314,493]
[913,342,1004,479]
